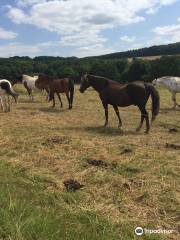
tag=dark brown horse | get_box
[79,74,160,133]
[35,74,74,109]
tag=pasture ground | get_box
[0,85,179,240]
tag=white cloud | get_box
[159,0,178,4]
[153,23,180,42]
[0,27,17,40]
[72,44,114,58]
[7,1,178,35]
[59,30,107,47]
[5,0,179,57]
[0,42,59,57]
[146,7,160,15]
[0,43,41,57]
[7,1,146,35]
[120,35,136,43]
[15,0,47,7]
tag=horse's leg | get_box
[45,88,50,101]
[172,92,180,108]
[27,89,32,101]
[7,96,10,112]
[31,91,34,102]
[3,96,7,112]
[144,108,150,134]
[0,97,3,111]
[102,102,108,127]
[57,93,63,108]
[65,92,71,109]
[52,94,55,108]
[136,106,149,133]
[136,113,145,132]
[171,92,177,108]
[113,105,122,128]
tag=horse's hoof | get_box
[136,128,141,132]
[145,130,149,134]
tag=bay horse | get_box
[16,74,63,104]
[0,79,18,112]
[80,74,160,133]
[35,74,74,109]
[152,76,180,108]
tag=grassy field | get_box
[127,54,180,62]
[0,85,179,240]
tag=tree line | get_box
[90,42,180,59]
[0,55,180,84]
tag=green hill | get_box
[88,42,180,59]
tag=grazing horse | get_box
[35,74,74,109]
[16,74,38,101]
[80,74,160,133]
[0,79,18,111]
[153,76,180,108]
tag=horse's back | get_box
[51,78,70,92]
[126,81,150,104]
[159,76,180,92]
[101,81,132,106]
[23,75,37,89]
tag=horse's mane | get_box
[87,74,112,82]
[39,73,54,81]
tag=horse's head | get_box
[152,78,157,86]
[35,74,45,89]
[13,75,23,84]
[152,78,163,87]
[79,73,90,93]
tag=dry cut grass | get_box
[0,84,179,240]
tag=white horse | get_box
[20,74,38,101]
[0,79,18,111]
[153,76,180,108]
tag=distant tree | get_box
[121,59,147,82]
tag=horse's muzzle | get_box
[79,89,84,93]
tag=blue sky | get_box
[0,0,180,57]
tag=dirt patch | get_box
[42,136,71,146]
[168,128,178,133]
[120,148,133,154]
[125,167,140,174]
[119,145,134,155]
[86,159,118,170]
[63,179,84,192]
[122,182,131,191]
[166,143,180,150]
[87,159,108,167]
[135,192,150,203]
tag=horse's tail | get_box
[3,82,19,102]
[146,83,160,122]
[69,78,74,108]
